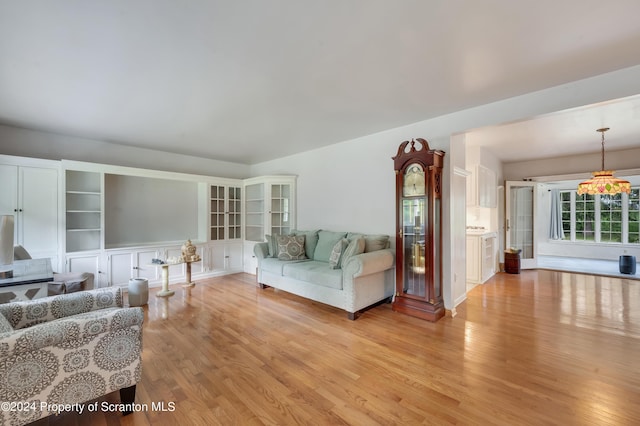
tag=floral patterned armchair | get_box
[0,287,143,426]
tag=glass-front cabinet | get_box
[210,184,242,241]
[242,176,296,273]
[243,177,296,242]
[392,139,444,322]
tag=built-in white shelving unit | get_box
[65,170,102,252]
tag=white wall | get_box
[251,64,640,311]
[0,124,251,179]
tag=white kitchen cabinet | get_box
[466,165,497,208]
[477,165,497,208]
[0,159,59,266]
[466,232,497,285]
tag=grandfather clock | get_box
[392,138,445,322]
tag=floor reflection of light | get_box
[161,297,170,319]
[558,271,638,335]
[464,322,477,356]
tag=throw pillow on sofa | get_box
[291,229,320,259]
[346,233,389,252]
[339,236,366,268]
[277,235,307,260]
[314,231,347,262]
[329,238,349,269]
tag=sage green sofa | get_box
[254,230,395,319]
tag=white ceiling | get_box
[465,94,640,163]
[1,0,640,165]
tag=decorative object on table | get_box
[392,138,445,322]
[151,258,165,264]
[0,215,14,279]
[128,277,149,306]
[577,128,631,195]
[181,239,201,262]
[619,255,637,275]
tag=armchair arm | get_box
[0,287,123,331]
[0,306,144,357]
[342,249,395,279]
[52,271,95,291]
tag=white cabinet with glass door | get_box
[207,183,244,274]
[243,176,296,273]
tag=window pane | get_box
[629,188,640,244]
[560,191,571,239]
[575,193,595,241]
[600,194,622,243]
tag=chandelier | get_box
[577,127,631,195]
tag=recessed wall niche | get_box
[104,174,202,248]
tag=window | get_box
[629,188,640,244]
[575,193,595,242]
[559,188,639,244]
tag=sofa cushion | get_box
[277,235,307,260]
[291,229,320,259]
[261,257,310,275]
[314,231,347,262]
[329,238,349,269]
[282,261,343,290]
[340,237,365,268]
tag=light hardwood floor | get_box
[40,270,640,425]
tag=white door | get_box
[505,181,537,269]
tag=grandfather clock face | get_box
[403,164,425,197]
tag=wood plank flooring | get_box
[39,270,640,425]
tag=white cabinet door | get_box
[0,165,58,259]
[19,167,58,258]
[243,241,258,274]
[135,250,159,281]
[466,236,480,283]
[107,252,134,287]
[0,165,18,224]
[481,235,496,282]
[66,253,106,288]
[208,241,227,274]
[227,241,243,272]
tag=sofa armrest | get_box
[0,287,123,330]
[254,242,269,261]
[0,306,144,357]
[53,271,95,291]
[342,248,395,279]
